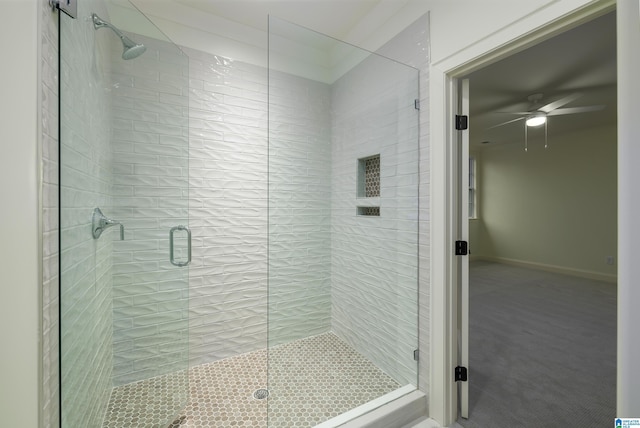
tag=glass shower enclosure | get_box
[59,2,419,427]
[267,17,420,426]
[59,1,190,426]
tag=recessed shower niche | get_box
[357,154,381,216]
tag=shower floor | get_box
[102,332,401,428]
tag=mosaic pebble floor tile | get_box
[103,370,189,428]
[103,333,400,428]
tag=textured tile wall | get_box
[58,0,114,426]
[184,48,270,366]
[40,0,60,425]
[109,35,191,386]
[374,14,430,394]
[330,52,420,386]
[268,70,333,346]
[43,8,430,426]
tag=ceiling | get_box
[131,0,413,53]
[466,11,617,150]
[128,1,616,150]
[128,0,415,79]
[173,0,388,41]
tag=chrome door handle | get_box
[170,225,191,267]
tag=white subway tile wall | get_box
[268,69,333,346]
[42,3,430,425]
[331,53,420,385]
[109,35,190,387]
[185,47,270,365]
[58,1,114,426]
[374,15,430,393]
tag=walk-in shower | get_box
[59,1,420,427]
[59,3,189,426]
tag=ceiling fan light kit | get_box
[525,112,547,127]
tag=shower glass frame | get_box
[267,16,420,427]
[58,1,190,426]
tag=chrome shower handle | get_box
[92,208,124,240]
[170,225,191,267]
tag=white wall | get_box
[616,0,640,417]
[472,125,617,281]
[0,1,39,426]
[41,0,60,425]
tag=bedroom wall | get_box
[471,124,617,281]
[2,1,39,426]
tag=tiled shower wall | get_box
[183,17,431,391]
[183,48,333,361]
[267,70,333,346]
[374,15,431,393]
[109,36,423,387]
[331,53,420,386]
[40,3,430,425]
[184,48,271,365]
[109,35,191,386]
[57,0,114,426]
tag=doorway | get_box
[454,10,617,427]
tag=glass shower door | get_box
[59,1,190,426]
[267,17,420,427]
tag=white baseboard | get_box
[474,256,617,284]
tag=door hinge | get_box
[415,99,420,110]
[413,349,419,361]
[455,115,468,130]
[455,240,468,256]
[455,366,468,382]
[50,0,77,18]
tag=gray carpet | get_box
[454,261,616,428]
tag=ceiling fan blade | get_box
[494,111,532,115]
[546,105,606,116]
[539,93,582,113]
[487,116,525,129]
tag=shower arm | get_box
[90,13,146,60]
[92,13,128,41]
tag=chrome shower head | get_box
[121,37,147,60]
[91,13,146,60]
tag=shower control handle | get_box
[92,208,124,240]
[170,225,191,267]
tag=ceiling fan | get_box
[490,93,605,129]
[489,92,605,150]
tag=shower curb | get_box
[330,389,427,428]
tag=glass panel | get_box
[59,1,189,426]
[268,17,419,427]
